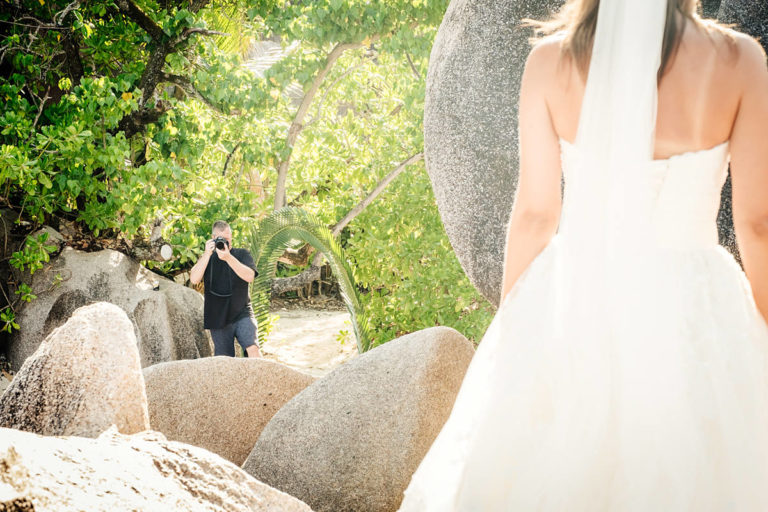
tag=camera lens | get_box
[215,240,225,250]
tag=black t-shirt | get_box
[203,248,259,329]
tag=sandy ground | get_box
[260,307,358,378]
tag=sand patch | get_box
[261,308,358,377]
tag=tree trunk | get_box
[126,240,173,262]
[272,41,370,211]
[271,265,321,296]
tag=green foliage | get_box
[335,324,351,345]
[247,0,447,47]
[255,308,279,341]
[2,232,60,333]
[345,165,496,344]
[248,207,374,352]
[248,3,495,343]
[1,1,267,240]
[0,0,495,348]
[0,309,19,334]
[9,232,58,275]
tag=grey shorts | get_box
[209,316,258,357]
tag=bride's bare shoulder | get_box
[521,33,573,85]
[710,25,768,95]
[524,32,568,66]
[730,30,767,76]
[694,21,766,71]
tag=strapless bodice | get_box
[558,137,730,249]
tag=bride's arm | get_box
[730,35,768,324]
[500,41,563,305]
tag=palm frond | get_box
[203,7,253,56]
[248,207,374,353]
[242,40,305,108]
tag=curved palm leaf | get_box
[248,207,374,353]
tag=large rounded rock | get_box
[143,357,315,466]
[0,426,312,511]
[424,0,562,306]
[242,326,475,512]
[9,246,213,371]
[0,302,149,437]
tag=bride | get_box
[398,0,768,510]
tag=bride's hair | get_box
[523,0,736,80]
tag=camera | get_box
[213,236,229,250]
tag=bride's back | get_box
[543,16,760,160]
[512,6,767,318]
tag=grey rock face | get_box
[715,0,768,264]
[702,0,722,18]
[0,302,149,437]
[424,0,562,306]
[719,0,768,37]
[242,326,475,512]
[143,357,315,466]
[9,246,212,371]
[0,426,313,511]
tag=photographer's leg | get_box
[235,316,262,358]
[210,324,236,357]
[245,345,262,358]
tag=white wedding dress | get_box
[398,2,768,511]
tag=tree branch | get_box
[179,27,228,39]
[188,0,212,13]
[6,2,82,83]
[25,88,50,143]
[329,152,423,237]
[114,0,163,41]
[304,57,367,129]
[116,102,168,140]
[222,141,241,176]
[272,36,381,210]
[160,72,241,115]
[404,50,421,80]
[2,18,65,30]
[53,1,81,27]
[111,0,219,138]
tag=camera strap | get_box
[208,254,233,298]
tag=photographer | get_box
[190,220,262,358]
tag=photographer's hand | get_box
[204,239,215,256]
[215,242,231,261]
[190,240,216,285]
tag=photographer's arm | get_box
[190,240,215,285]
[219,249,256,283]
